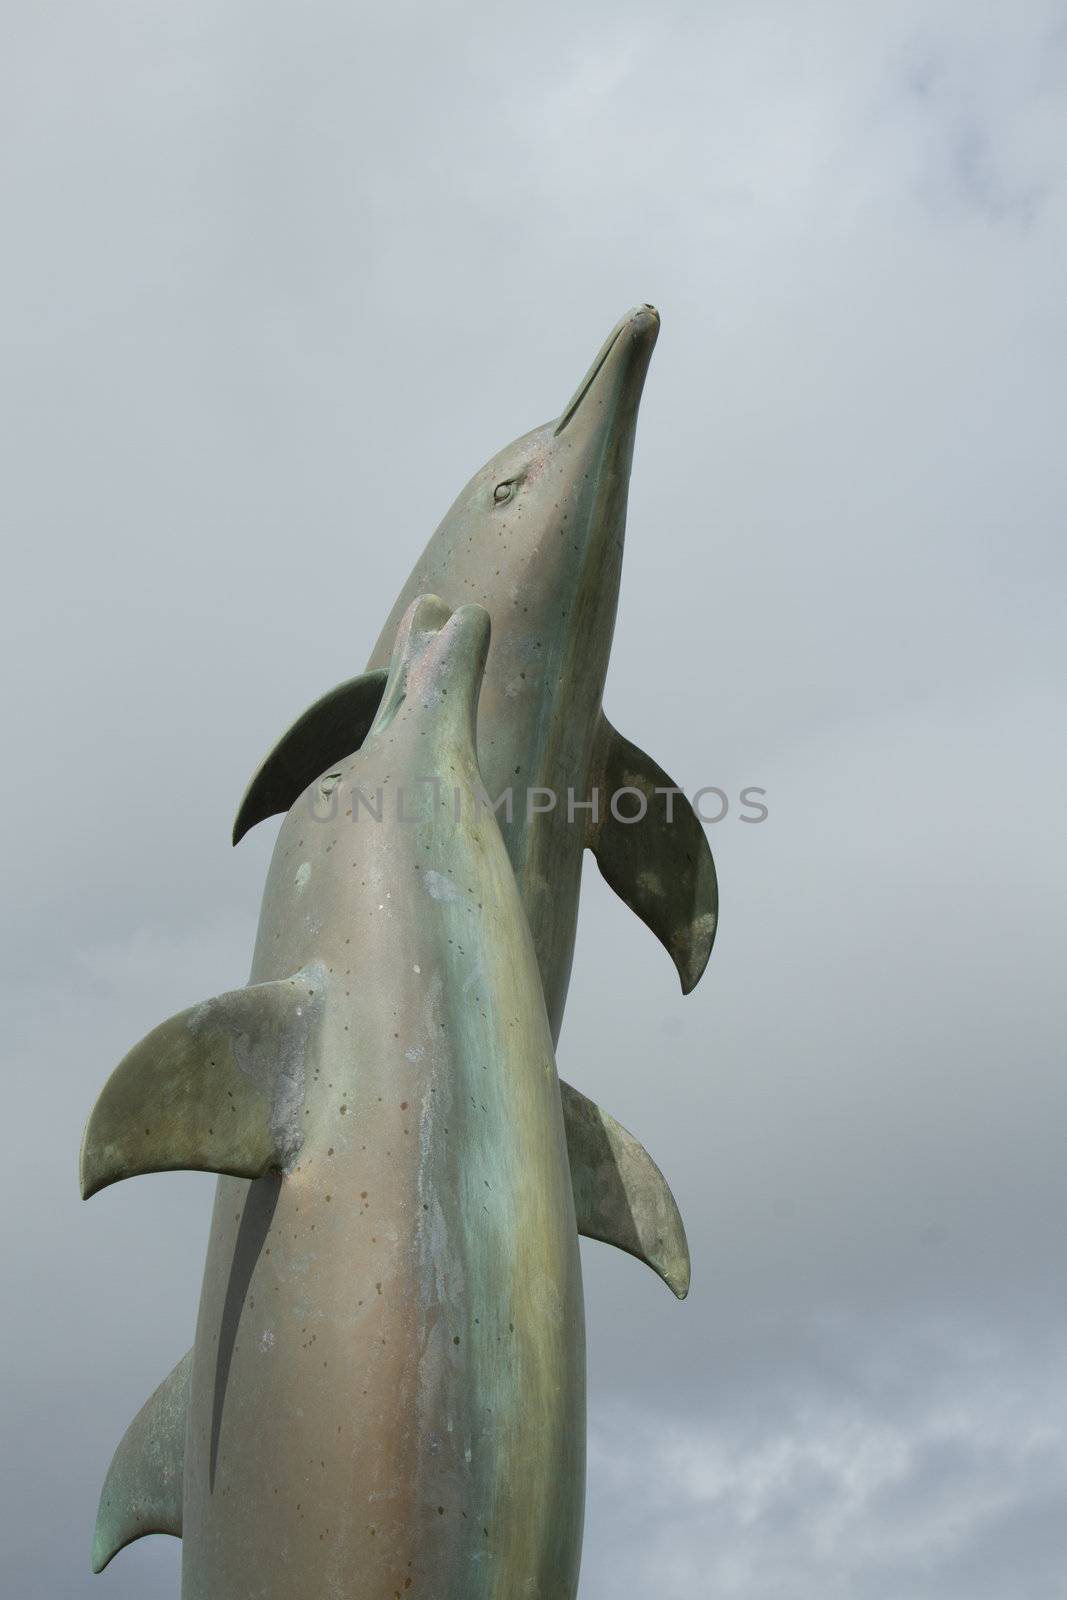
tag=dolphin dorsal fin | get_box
[560,1080,690,1298]
[80,967,326,1199]
[91,1349,191,1572]
[233,669,388,844]
[589,717,718,995]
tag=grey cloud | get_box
[582,1323,1067,1599]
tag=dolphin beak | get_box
[554,304,660,437]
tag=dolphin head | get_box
[472,301,660,539]
[369,305,660,707]
[368,593,491,757]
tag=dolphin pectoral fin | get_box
[233,668,388,844]
[590,719,718,994]
[560,1080,690,1299]
[80,968,324,1199]
[91,1348,191,1573]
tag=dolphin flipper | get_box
[561,1080,690,1298]
[91,1348,191,1572]
[590,718,718,995]
[233,669,388,844]
[80,969,325,1199]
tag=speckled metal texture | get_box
[184,598,585,1598]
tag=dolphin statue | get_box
[233,305,717,1044]
[81,596,690,1595]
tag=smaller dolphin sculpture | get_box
[234,306,717,1044]
[81,596,689,1598]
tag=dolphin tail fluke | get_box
[590,718,718,994]
[232,668,388,844]
[79,968,324,1199]
[561,1080,690,1298]
[91,1348,191,1572]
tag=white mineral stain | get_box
[424,869,460,902]
[294,861,311,891]
[259,1328,275,1351]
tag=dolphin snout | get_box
[555,304,660,437]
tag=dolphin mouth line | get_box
[553,305,657,437]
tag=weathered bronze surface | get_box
[235,306,717,1043]
[83,596,690,1595]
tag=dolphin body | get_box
[234,305,717,1045]
[81,596,691,1595]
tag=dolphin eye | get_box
[493,480,516,504]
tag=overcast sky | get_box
[2,2,1066,1596]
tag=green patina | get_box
[81,308,709,1599]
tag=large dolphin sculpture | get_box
[81,596,691,1595]
[234,305,717,1043]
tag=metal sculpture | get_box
[234,305,716,1043]
[81,308,714,1596]
[82,596,688,1595]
